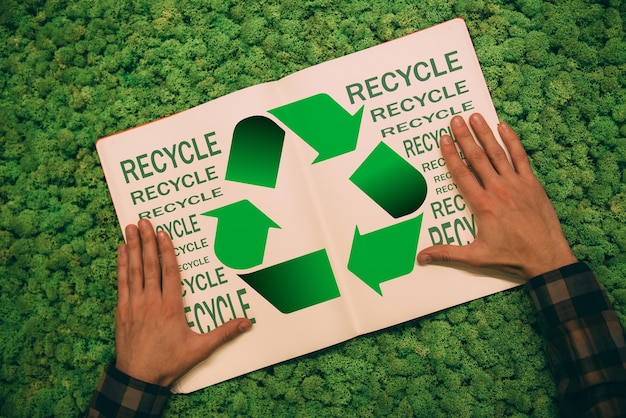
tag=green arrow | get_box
[348,214,423,295]
[239,249,340,313]
[225,116,285,188]
[202,200,280,269]
[350,142,428,218]
[269,93,364,163]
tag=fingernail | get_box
[238,320,252,332]
[125,224,137,238]
[418,254,432,265]
[499,121,510,131]
[470,113,484,122]
[450,116,463,127]
[440,135,453,146]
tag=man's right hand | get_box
[417,113,577,280]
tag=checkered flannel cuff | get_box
[527,262,613,327]
[87,362,170,418]
[527,262,626,394]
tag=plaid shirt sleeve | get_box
[527,262,626,417]
[86,363,170,418]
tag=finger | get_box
[125,224,144,296]
[194,318,253,359]
[468,113,514,176]
[117,244,130,311]
[417,244,477,267]
[138,219,162,295]
[449,115,497,183]
[157,230,183,307]
[440,134,483,200]
[498,122,533,177]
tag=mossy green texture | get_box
[1,0,625,416]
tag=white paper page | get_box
[266,18,521,335]
[97,83,358,393]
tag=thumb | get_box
[417,244,475,266]
[198,318,253,358]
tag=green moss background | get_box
[1,0,625,416]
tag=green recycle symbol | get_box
[202,93,428,313]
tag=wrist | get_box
[524,251,578,279]
[110,361,172,389]
[115,360,173,387]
